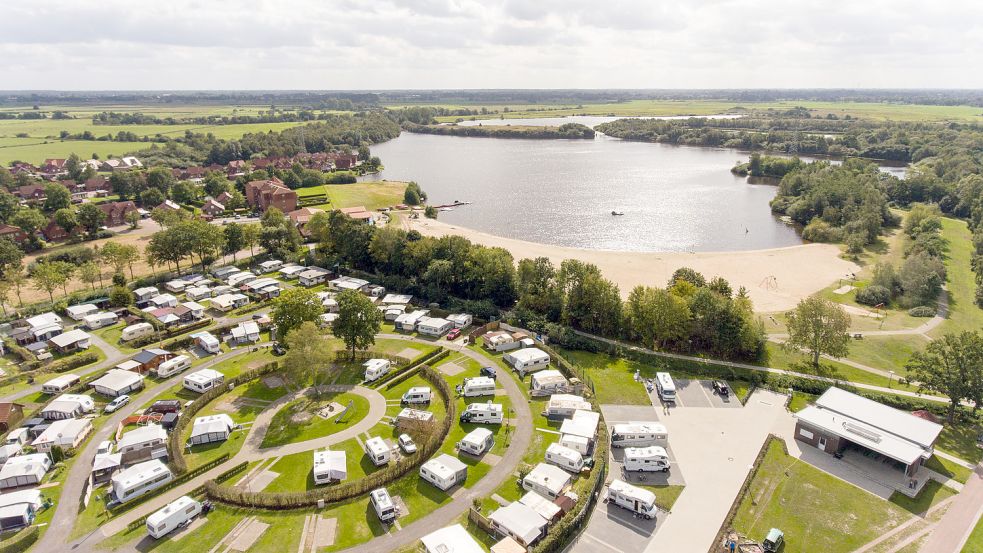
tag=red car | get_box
[446,328,461,340]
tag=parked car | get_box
[712,380,730,397]
[272,342,286,356]
[398,434,417,454]
[147,400,181,414]
[480,366,497,379]
[105,394,131,413]
[446,328,461,340]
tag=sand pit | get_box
[263,375,285,388]
[438,362,466,377]
[396,347,420,359]
[405,217,859,313]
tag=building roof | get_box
[524,463,571,495]
[25,312,60,329]
[49,329,90,348]
[191,414,234,438]
[559,410,600,440]
[422,454,468,480]
[117,424,166,450]
[421,524,485,553]
[313,449,346,477]
[489,502,547,545]
[461,427,493,446]
[507,348,550,363]
[518,490,562,521]
[112,459,170,490]
[0,489,41,510]
[531,370,568,386]
[185,368,224,384]
[133,349,170,364]
[90,369,144,391]
[0,454,50,482]
[0,402,23,422]
[33,418,91,446]
[812,387,943,449]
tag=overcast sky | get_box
[2,0,980,90]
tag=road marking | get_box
[608,513,657,535]
[697,382,714,406]
[581,533,625,553]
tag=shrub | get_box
[802,218,843,243]
[855,285,891,306]
[908,306,936,317]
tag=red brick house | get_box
[84,176,108,193]
[0,224,29,245]
[41,220,79,242]
[40,158,67,174]
[288,207,324,237]
[17,184,46,202]
[0,402,24,433]
[245,177,297,213]
[333,153,358,170]
[98,201,139,227]
[216,191,234,205]
[202,198,225,217]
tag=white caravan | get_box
[610,423,668,448]
[460,402,504,424]
[155,355,191,378]
[461,376,496,397]
[146,496,202,539]
[365,437,391,466]
[458,427,494,456]
[655,372,676,403]
[363,359,392,382]
[121,322,154,342]
[370,488,397,523]
[623,446,671,473]
[606,479,659,519]
[545,443,586,473]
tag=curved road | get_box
[64,335,531,553]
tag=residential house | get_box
[0,403,25,432]
[16,184,46,203]
[98,201,138,227]
[130,349,173,374]
[244,177,297,213]
[216,191,234,205]
[201,198,225,217]
[157,200,181,212]
[40,158,67,175]
[0,225,29,245]
[287,207,323,237]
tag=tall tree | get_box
[332,289,383,360]
[271,287,322,344]
[177,220,225,272]
[282,322,337,395]
[223,222,246,262]
[53,208,78,234]
[79,261,101,290]
[65,153,83,182]
[31,262,69,303]
[5,268,26,306]
[43,182,71,212]
[101,242,140,278]
[76,203,107,236]
[783,297,851,366]
[12,208,47,236]
[241,223,261,258]
[906,332,983,422]
[0,239,24,279]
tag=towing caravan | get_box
[370,488,397,523]
[146,496,202,539]
[121,322,154,342]
[460,402,504,424]
[461,376,496,397]
[363,359,391,382]
[610,423,668,448]
[655,372,676,403]
[155,355,191,378]
[364,437,391,466]
[545,443,586,473]
[606,479,658,520]
[623,446,671,472]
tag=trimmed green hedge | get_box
[376,347,448,389]
[112,453,231,517]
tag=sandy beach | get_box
[403,217,859,313]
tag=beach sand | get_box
[403,216,859,313]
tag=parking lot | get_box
[651,378,742,409]
[572,500,663,553]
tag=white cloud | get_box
[0,0,979,89]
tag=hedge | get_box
[0,526,39,553]
[375,347,448,389]
[205,366,455,509]
[122,456,237,532]
[215,461,249,484]
[169,362,280,474]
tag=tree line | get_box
[402,122,595,140]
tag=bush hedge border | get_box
[377,347,448,389]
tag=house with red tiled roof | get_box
[16,184,46,202]
[0,224,29,245]
[244,177,297,213]
[216,191,233,205]
[288,207,324,237]
[84,176,108,193]
[40,158,67,174]
[332,153,358,170]
[338,206,374,223]
[41,219,79,242]
[98,201,138,227]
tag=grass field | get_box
[933,218,983,337]
[308,181,408,211]
[733,439,911,553]
[838,335,929,375]
[888,479,956,515]
[260,392,370,449]
[964,515,983,553]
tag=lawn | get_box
[935,423,983,465]
[310,181,408,211]
[260,392,370,449]
[889,479,956,515]
[557,348,652,404]
[761,343,915,392]
[964,515,983,553]
[732,439,911,553]
[933,218,983,338]
[923,455,973,484]
[788,391,817,413]
[637,484,685,511]
[840,335,929,375]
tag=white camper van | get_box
[146,496,202,539]
[655,372,676,404]
[365,437,391,466]
[155,355,191,378]
[461,376,496,397]
[370,488,397,523]
[460,402,504,424]
[401,387,432,405]
[623,446,671,472]
[121,322,154,342]
[363,359,392,382]
[606,479,659,520]
[545,443,586,473]
[610,423,668,448]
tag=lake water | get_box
[364,116,906,253]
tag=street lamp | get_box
[888,371,895,388]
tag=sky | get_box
[2,0,981,90]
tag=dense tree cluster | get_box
[731,154,804,178]
[402,122,595,140]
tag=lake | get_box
[363,116,905,253]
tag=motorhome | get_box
[461,376,496,397]
[655,372,676,404]
[623,446,671,472]
[313,450,347,484]
[545,443,586,473]
[363,359,392,382]
[460,402,504,424]
[420,454,468,491]
[364,437,391,466]
[504,348,551,376]
[610,423,668,448]
[401,387,432,404]
[146,496,202,539]
[370,488,397,523]
[522,463,571,499]
[155,355,191,377]
[458,427,494,456]
[41,373,80,394]
[121,322,154,342]
[606,479,658,520]
[544,394,592,419]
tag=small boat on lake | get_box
[611,210,625,216]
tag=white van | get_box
[370,488,397,523]
[461,376,496,397]
[401,387,432,405]
[146,496,202,539]
[606,479,658,520]
[623,446,671,472]
[365,437,391,466]
[155,355,191,378]
[610,423,668,448]
[545,443,585,473]
[363,359,392,382]
[655,372,676,404]
[121,322,154,342]
[460,402,504,424]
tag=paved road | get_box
[920,463,983,553]
[36,345,265,553]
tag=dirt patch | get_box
[316,402,344,420]
[313,517,337,548]
[392,495,409,519]
[292,411,314,423]
[833,285,855,295]
[396,347,419,360]
[438,362,466,377]
[228,519,269,551]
